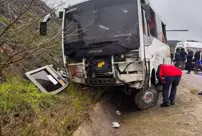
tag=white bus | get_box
[40,0,171,109]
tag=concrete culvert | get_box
[73,102,117,136]
[73,88,144,136]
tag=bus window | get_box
[141,7,149,36]
[148,8,157,38]
[175,47,182,53]
[186,47,201,53]
[149,16,157,37]
[162,23,167,43]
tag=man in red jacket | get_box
[156,64,182,107]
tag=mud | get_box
[73,72,202,136]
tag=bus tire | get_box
[134,85,159,110]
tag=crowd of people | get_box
[174,48,202,74]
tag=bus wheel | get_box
[134,85,159,110]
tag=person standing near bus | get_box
[156,64,182,107]
[186,50,193,74]
[174,48,181,68]
[194,50,201,74]
[179,48,187,70]
[186,50,194,73]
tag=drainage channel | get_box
[73,89,137,136]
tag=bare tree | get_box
[0,0,65,75]
[0,0,97,76]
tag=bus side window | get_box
[162,23,167,43]
[176,48,181,53]
[148,8,157,38]
[141,7,149,36]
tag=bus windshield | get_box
[64,0,139,45]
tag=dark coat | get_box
[187,51,193,62]
[187,51,193,70]
[180,51,187,61]
[175,52,181,61]
[194,51,201,61]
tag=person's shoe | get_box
[170,101,175,105]
[198,92,202,95]
[186,72,190,74]
[160,103,170,107]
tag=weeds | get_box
[0,16,10,25]
[0,77,101,136]
[0,76,56,114]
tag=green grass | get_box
[0,15,10,25]
[67,84,93,111]
[0,76,56,114]
[0,77,101,136]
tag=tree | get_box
[0,0,64,76]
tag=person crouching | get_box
[156,64,182,107]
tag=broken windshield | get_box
[64,1,139,44]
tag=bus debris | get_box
[25,65,69,94]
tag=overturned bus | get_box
[40,0,171,109]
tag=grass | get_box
[0,76,56,114]
[0,77,101,136]
[0,15,10,25]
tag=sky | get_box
[43,0,202,41]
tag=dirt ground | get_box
[116,71,202,136]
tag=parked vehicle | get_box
[174,41,202,70]
[39,0,171,109]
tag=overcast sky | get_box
[43,0,202,41]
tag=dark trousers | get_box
[175,60,180,68]
[187,62,192,73]
[162,76,181,104]
[194,60,199,73]
[180,61,185,70]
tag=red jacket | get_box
[156,64,182,82]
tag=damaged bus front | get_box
[64,0,143,88]
[40,0,171,109]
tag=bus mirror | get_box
[59,11,63,19]
[39,22,47,36]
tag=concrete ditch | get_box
[73,102,118,136]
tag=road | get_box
[116,72,202,136]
